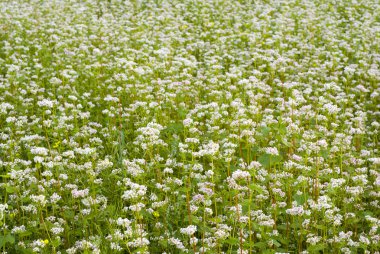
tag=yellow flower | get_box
[43,239,49,245]
[53,141,61,149]
[152,211,159,218]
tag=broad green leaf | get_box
[224,237,239,245]
[6,234,15,244]
[249,183,264,193]
[308,243,326,252]
[255,241,267,249]
[258,154,270,167]
[272,239,281,247]
[6,185,16,193]
[259,126,271,136]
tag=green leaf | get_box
[271,155,282,164]
[52,237,61,248]
[258,154,282,167]
[16,246,34,254]
[243,241,256,248]
[281,139,292,147]
[178,107,188,119]
[6,185,16,193]
[224,237,239,245]
[1,234,15,247]
[19,231,32,237]
[312,224,326,230]
[159,239,168,248]
[308,243,326,252]
[276,123,287,134]
[249,183,264,193]
[276,236,289,245]
[293,193,308,205]
[258,154,270,167]
[64,209,75,219]
[272,239,281,247]
[255,241,267,249]
[162,122,184,136]
[321,149,329,159]
[241,199,252,211]
[191,215,200,224]
[177,186,190,193]
[259,126,271,136]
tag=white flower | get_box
[195,141,219,157]
[37,99,55,108]
[71,189,89,198]
[30,195,47,207]
[30,147,49,156]
[264,147,279,156]
[0,102,14,114]
[50,77,62,85]
[180,225,197,236]
[50,193,61,204]
[51,226,64,235]
[0,204,9,219]
[11,225,26,234]
[183,118,193,127]
[286,205,304,216]
[168,237,187,252]
[232,170,251,181]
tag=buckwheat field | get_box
[0,0,379,253]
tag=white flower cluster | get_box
[286,204,305,216]
[1,0,379,252]
[180,225,197,236]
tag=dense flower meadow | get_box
[0,0,379,253]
